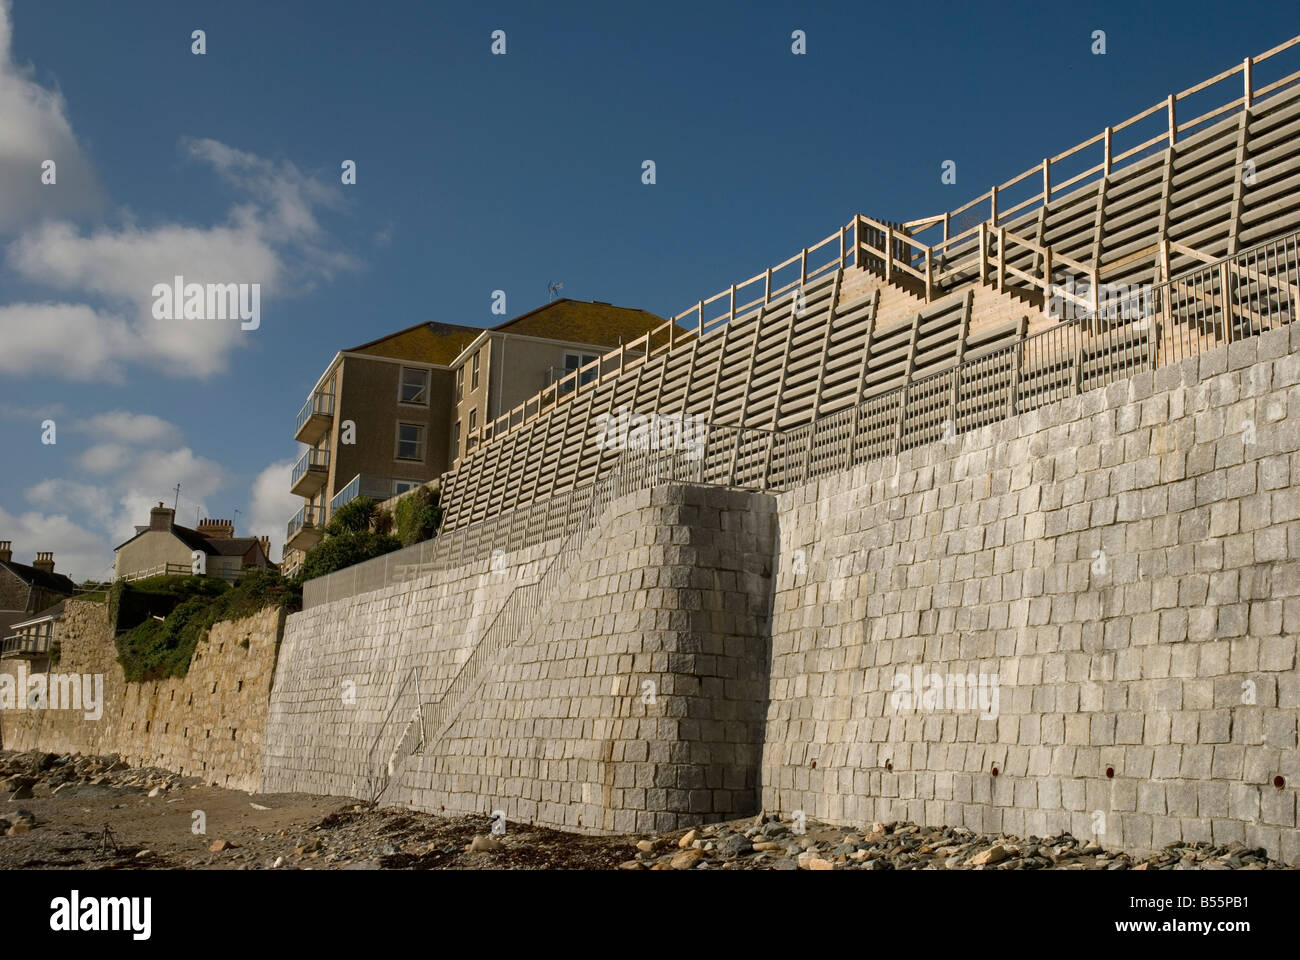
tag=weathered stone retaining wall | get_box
[0,600,281,792]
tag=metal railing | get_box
[295,391,335,435]
[329,474,418,515]
[286,504,319,541]
[364,665,426,805]
[291,448,330,486]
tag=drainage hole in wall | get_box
[1106,766,1115,779]
[1275,775,1286,790]
[991,765,999,777]
[810,759,817,769]
[884,760,892,772]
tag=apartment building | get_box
[450,299,667,463]
[283,300,665,575]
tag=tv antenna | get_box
[172,483,182,512]
[548,281,564,301]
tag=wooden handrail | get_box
[461,36,1300,464]
[908,34,1300,240]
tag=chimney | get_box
[150,502,175,532]
[197,518,234,540]
[258,535,270,560]
[0,541,11,563]
[33,552,54,574]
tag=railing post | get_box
[1221,262,1233,344]
[801,248,808,286]
[893,391,906,457]
[848,404,860,471]
[1167,93,1177,147]
[978,222,988,284]
[925,249,934,302]
[730,284,736,324]
[1007,316,1026,419]
[997,227,1006,293]
[1103,126,1113,176]
[990,186,999,227]
[884,226,894,282]
[839,225,846,269]
[1043,244,1053,308]
[1243,57,1253,110]
[854,215,864,270]
[1091,266,1100,314]
[696,300,704,334]
[765,267,772,302]
[1042,158,1051,204]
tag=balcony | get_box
[290,448,330,497]
[329,474,422,515]
[285,504,322,552]
[294,391,335,445]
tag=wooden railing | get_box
[458,35,1300,467]
[902,35,1300,249]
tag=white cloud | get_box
[0,504,115,584]
[17,433,226,580]
[247,458,299,562]
[0,302,131,381]
[24,477,113,521]
[9,411,302,581]
[77,443,131,473]
[0,5,358,382]
[0,0,108,232]
[77,411,182,446]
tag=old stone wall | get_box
[0,599,282,792]
[764,328,1300,865]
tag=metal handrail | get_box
[295,391,334,434]
[286,504,319,540]
[291,448,330,485]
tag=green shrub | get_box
[114,568,299,682]
[393,487,442,547]
[293,530,401,583]
[325,496,378,536]
[109,575,227,632]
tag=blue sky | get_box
[0,0,1292,579]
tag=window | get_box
[399,367,429,405]
[561,352,599,394]
[471,350,481,390]
[452,419,461,458]
[396,422,425,461]
[455,366,464,402]
[394,480,420,496]
[468,409,477,434]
